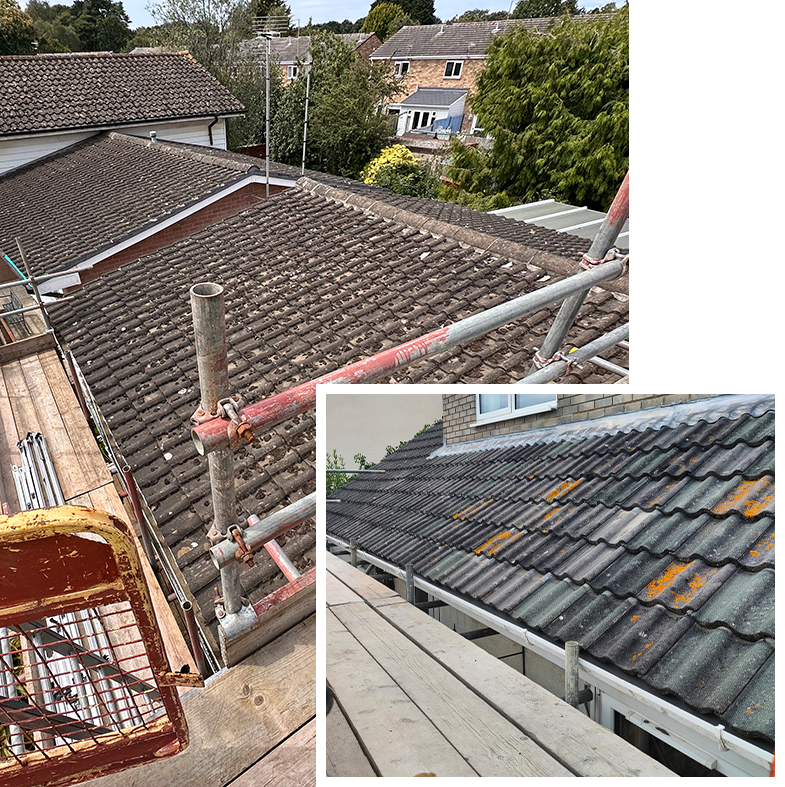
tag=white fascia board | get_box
[7,115,245,142]
[60,174,294,278]
[325,535,772,776]
[38,271,82,295]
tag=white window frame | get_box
[287,64,299,79]
[444,60,463,78]
[473,393,557,426]
[394,61,409,77]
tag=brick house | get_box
[240,32,382,84]
[372,15,613,136]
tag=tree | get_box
[444,7,628,211]
[57,0,131,51]
[0,0,36,53]
[361,2,410,42]
[511,0,578,18]
[271,32,400,178]
[369,0,435,26]
[448,9,510,23]
[25,1,82,51]
[361,144,438,198]
[148,0,245,70]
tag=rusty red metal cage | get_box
[0,506,190,787]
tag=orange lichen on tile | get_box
[631,642,653,662]
[542,506,565,521]
[452,498,494,520]
[748,532,775,558]
[712,478,774,517]
[475,530,516,556]
[545,479,582,502]
[643,561,693,600]
[671,569,711,608]
[630,614,641,623]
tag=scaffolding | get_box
[187,174,629,660]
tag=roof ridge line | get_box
[296,176,629,293]
[105,132,255,174]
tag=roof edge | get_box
[430,394,776,459]
[297,176,628,295]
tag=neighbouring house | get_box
[0,52,245,175]
[239,32,382,84]
[393,87,468,136]
[326,393,775,777]
[373,15,613,137]
[0,133,295,289]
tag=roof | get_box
[0,132,261,277]
[0,52,245,137]
[326,395,775,745]
[239,33,376,64]
[49,180,628,630]
[371,16,614,59]
[399,87,468,108]
[492,198,630,250]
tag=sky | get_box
[121,1,618,31]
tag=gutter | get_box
[3,112,245,141]
[38,173,297,294]
[326,535,773,775]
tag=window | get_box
[394,61,409,77]
[287,64,298,79]
[474,394,557,425]
[444,61,463,78]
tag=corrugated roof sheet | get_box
[326,396,775,744]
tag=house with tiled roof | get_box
[372,15,613,136]
[0,52,245,174]
[239,32,381,83]
[326,393,775,777]
[0,133,296,288]
[38,176,628,639]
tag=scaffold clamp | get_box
[580,247,629,277]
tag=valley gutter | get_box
[325,536,772,776]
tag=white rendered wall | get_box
[0,117,229,175]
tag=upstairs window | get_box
[474,394,557,425]
[444,61,463,78]
[394,61,410,77]
[287,64,299,79]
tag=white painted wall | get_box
[0,117,230,175]
[325,393,442,466]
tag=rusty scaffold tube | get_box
[192,261,627,457]
[189,282,242,616]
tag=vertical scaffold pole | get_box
[406,564,415,604]
[565,641,579,708]
[525,172,629,376]
[190,283,242,615]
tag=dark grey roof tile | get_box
[723,653,774,741]
[544,590,636,649]
[646,626,773,715]
[590,603,695,675]
[0,52,243,136]
[694,568,775,638]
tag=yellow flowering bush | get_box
[361,144,439,198]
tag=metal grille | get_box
[1,605,165,755]
[0,507,189,787]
